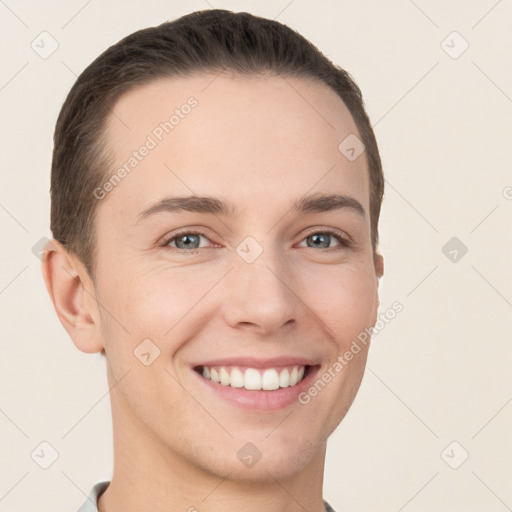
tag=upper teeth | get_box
[201,365,306,391]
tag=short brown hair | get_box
[50,9,384,279]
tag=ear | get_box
[370,252,384,326]
[41,239,104,354]
[374,252,384,279]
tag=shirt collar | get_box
[77,481,110,512]
[77,481,337,512]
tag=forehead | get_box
[101,73,370,220]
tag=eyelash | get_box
[159,228,352,253]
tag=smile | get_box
[192,357,320,411]
[198,365,308,391]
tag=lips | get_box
[191,357,320,410]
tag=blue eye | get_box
[160,229,351,252]
[163,232,210,250]
[299,230,351,249]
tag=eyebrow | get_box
[136,192,366,223]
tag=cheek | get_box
[302,263,377,343]
[99,263,224,349]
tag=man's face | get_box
[91,73,382,481]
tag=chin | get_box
[217,435,322,484]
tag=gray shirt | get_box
[78,481,338,512]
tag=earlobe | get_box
[41,239,104,354]
[370,252,384,327]
[374,252,384,279]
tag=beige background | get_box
[1,0,511,510]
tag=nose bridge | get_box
[222,238,300,333]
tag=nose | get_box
[221,246,301,336]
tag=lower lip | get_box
[192,366,320,411]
